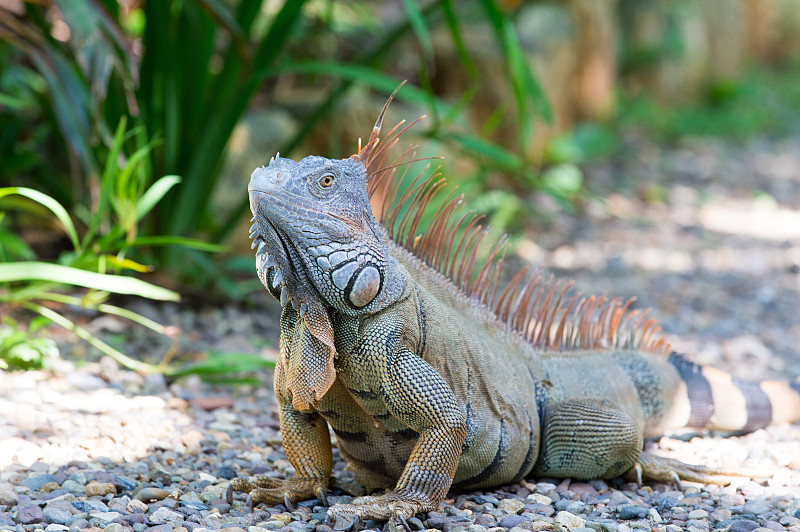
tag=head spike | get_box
[358,80,406,166]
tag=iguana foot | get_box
[635,452,766,489]
[227,475,328,509]
[326,492,434,528]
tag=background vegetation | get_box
[1,0,799,375]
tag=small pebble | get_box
[149,506,184,524]
[744,501,772,516]
[554,511,586,530]
[618,505,645,520]
[21,474,59,491]
[17,504,44,524]
[42,507,72,525]
[728,520,761,532]
[498,498,525,514]
[134,487,170,502]
[497,514,530,528]
[406,517,425,530]
[0,483,18,506]
[86,481,117,497]
[89,511,122,525]
[59,480,84,494]
[687,509,709,519]
[69,518,90,529]
[527,493,552,506]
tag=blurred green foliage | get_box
[0,0,551,372]
[0,117,227,373]
[617,58,800,141]
[0,317,59,370]
[0,0,550,273]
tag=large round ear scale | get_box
[355,80,407,165]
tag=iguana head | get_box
[249,154,393,410]
[247,89,409,410]
[248,153,396,316]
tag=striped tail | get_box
[668,352,800,432]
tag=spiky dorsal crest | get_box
[356,87,669,355]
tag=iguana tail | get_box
[668,352,800,431]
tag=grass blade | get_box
[37,292,167,334]
[440,0,477,78]
[477,0,552,146]
[439,131,523,171]
[266,61,446,113]
[129,236,227,253]
[135,175,181,221]
[0,262,179,301]
[168,350,274,377]
[0,187,80,252]
[25,302,159,374]
[399,0,434,60]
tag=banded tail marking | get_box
[669,352,800,431]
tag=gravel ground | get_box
[1,134,799,532]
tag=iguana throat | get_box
[248,153,405,410]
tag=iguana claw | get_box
[672,471,683,491]
[226,475,328,511]
[353,510,362,532]
[633,462,643,488]
[246,492,255,511]
[315,486,328,507]
[394,508,413,532]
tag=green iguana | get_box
[230,88,800,524]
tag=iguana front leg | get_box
[230,400,332,508]
[329,339,467,522]
[228,333,333,508]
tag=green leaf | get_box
[0,230,36,261]
[440,0,477,78]
[0,187,80,252]
[477,0,552,146]
[37,292,166,333]
[251,0,308,78]
[26,303,158,374]
[168,350,275,377]
[266,62,445,113]
[439,132,523,171]
[0,262,180,301]
[546,123,617,164]
[399,0,434,60]
[101,255,153,273]
[135,175,182,221]
[0,92,34,111]
[129,235,226,253]
[195,0,245,43]
[542,163,584,197]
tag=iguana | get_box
[230,88,800,524]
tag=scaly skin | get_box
[232,115,800,524]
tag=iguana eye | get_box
[319,173,335,188]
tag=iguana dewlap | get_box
[232,92,800,522]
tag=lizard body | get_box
[232,91,800,521]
